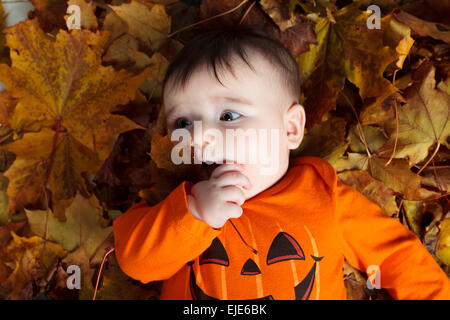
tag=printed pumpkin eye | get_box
[266,232,305,265]
[175,117,192,128]
[241,258,261,276]
[220,110,241,121]
[199,237,229,266]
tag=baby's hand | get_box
[187,164,252,229]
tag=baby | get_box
[113,25,450,300]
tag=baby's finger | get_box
[216,171,252,190]
[210,163,243,180]
[222,202,243,219]
[221,185,246,206]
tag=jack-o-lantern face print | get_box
[189,231,324,300]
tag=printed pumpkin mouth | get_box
[188,255,322,300]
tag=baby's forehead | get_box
[164,49,283,98]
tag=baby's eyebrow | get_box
[213,96,254,106]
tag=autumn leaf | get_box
[0,1,9,64]
[0,221,27,287]
[334,152,369,172]
[0,91,17,134]
[421,167,450,193]
[333,154,421,200]
[403,200,443,239]
[260,0,297,32]
[347,125,388,154]
[0,0,448,300]
[62,243,159,300]
[28,0,68,32]
[393,9,450,44]
[0,173,10,225]
[381,14,415,70]
[292,116,349,165]
[92,254,159,300]
[1,128,99,221]
[1,231,67,299]
[0,18,151,220]
[64,0,98,31]
[25,194,112,264]
[360,91,404,126]
[103,33,142,70]
[109,0,171,52]
[436,218,450,265]
[338,170,398,217]
[139,52,170,100]
[377,63,450,166]
[102,8,129,49]
[343,260,370,300]
[61,245,95,300]
[366,156,423,200]
[296,3,399,130]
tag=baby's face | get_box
[163,50,305,200]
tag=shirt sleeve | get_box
[112,180,222,283]
[334,179,450,300]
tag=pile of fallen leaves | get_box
[0,0,448,300]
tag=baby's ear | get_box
[285,103,306,150]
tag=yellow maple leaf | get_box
[0,18,151,220]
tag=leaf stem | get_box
[238,0,256,25]
[167,0,250,38]
[384,70,399,167]
[93,247,115,300]
[417,142,441,175]
[341,91,372,158]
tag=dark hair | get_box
[162,25,301,106]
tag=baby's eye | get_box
[174,118,192,128]
[220,110,242,121]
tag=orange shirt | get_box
[112,156,450,299]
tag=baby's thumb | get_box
[187,194,202,221]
